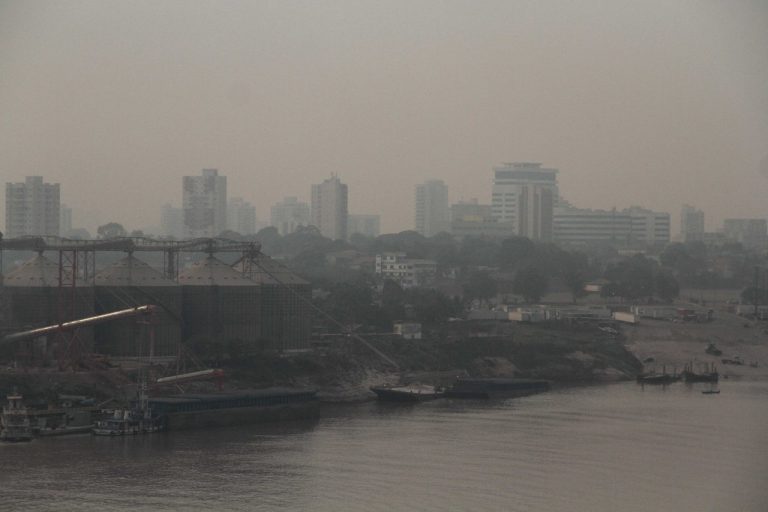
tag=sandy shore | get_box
[623,309,768,380]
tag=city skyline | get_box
[1,2,766,236]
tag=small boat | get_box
[370,385,443,402]
[702,389,720,395]
[1,391,33,443]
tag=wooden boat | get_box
[702,389,720,395]
[370,385,443,402]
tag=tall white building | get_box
[311,175,348,240]
[270,197,310,235]
[348,214,381,238]
[182,169,227,238]
[415,180,449,237]
[491,162,558,241]
[5,176,60,238]
[227,197,257,235]
[680,204,705,242]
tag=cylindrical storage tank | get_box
[178,256,261,350]
[232,254,311,351]
[94,255,182,357]
[3,253,95,351]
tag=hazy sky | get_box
[1,0,767,235]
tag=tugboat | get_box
[92,382,165,436]
[1,390,33,443]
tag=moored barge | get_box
[445,378,550,399]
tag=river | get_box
[2,380,767,511]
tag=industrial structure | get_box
[0,236,312,363]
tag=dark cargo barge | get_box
[445,378,550,399]
[147,388,319,430]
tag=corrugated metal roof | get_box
[95,255,177,287]
[178,256,255,286]
[3,254,59,287]
[232,255,309,286]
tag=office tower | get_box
[348,214,381,238]
[680,205,705,242]
[182,169,227,238]
[5,176,60,237]
[270,197,310,235]
[311,175,348,240]
[491,162,558,241]
[415,180,449,237]
[227,197,257,235]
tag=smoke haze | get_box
[1,0,766,234]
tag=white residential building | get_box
[348,214,381,238]
[375,252,437,288]
[553,205,670,246]
[311,175,348,240]
[491,162,558,241]
[680,204,705,242]
[5,176,60,238]
[182,169,227,238]
[271,197,310,235]
[415,180,449,237]
[227,197,257,235]
[160,204,184,239]
[723,219,767,249]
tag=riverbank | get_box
[0,323,641,403]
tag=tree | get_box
[498,236,535,268]
[405,288,458,324]
[562,252,588,303]
[97,222,127,239]
[462,271,498,306]
[513,266,549,303]
[655,269,680,302]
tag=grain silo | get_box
[178,255,261,348]
[232,253,311,351]
[3,253,95,350]
[94,254,181,357]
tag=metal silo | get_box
[3,253,95,352]
[232,253,311,351]
[94,255,181,358]
[178,255,261,349]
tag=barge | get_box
[370,385,444,402]
[146,388,319,431]
[445,378,550,399]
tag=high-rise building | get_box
[348,214,381,238]
[182,169,227,238]
[723,219,768,249]
[449,199,514,239]
[415,180,449,237]
[270,197,310,235]
[227,197,257,235]
[311,175,348,240]
[59,204,73,237]
[680,205,705,242]
[5,176,60,238]
[491,162,558,241]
